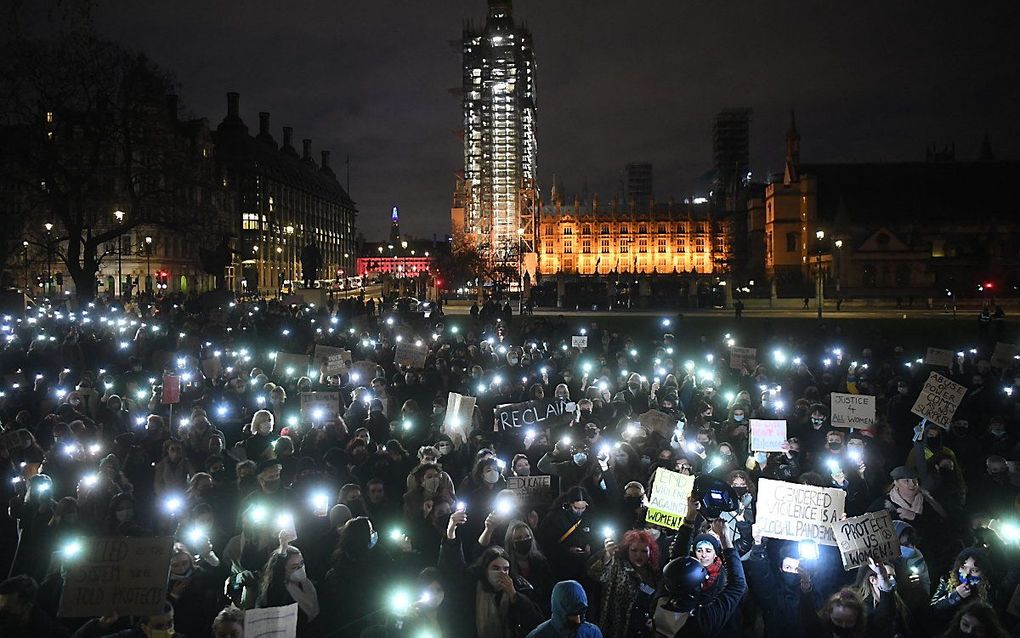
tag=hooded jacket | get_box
[527,580,604,638]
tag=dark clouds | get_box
[91,0,1020,240]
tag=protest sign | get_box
[273,352,310,379]
[571,335,588,349]
[444,392,477,431]
[753,478,845,546]
[299,391,341,423]
[730,346,758,370]
[313,345,346,372]
[394,341,428,369]
[991,343,1020,369]
[830,393,876,428]
[831,510,899,571]
[493,398,575,431]
[924,347,955,368]
[910,371,967,429]
[161,374,180,405]
[324,354,349,376]
[245,603,298,638]
[200,357,222,381]
[639,409,680,439]
[645,467,696,530]
[59,537,173,617]
[749,419,787,452]
[349,360,379,385]
[506,475,553,506]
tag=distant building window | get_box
[600,239,610,253]
[600,225,609,235]
[621,240,629,254]
[786,232,798,253]
[582,240,591,254]
[564,242,573,254]
[620,225,629,234]
[243,213,260,231]
[582,225,591,235]
[639,239,647,254]
[544,242,553,254]
[563,227,572,236]
[545,226,553,236]
[639,225,648,234]
[658,225,667,234]
[657,241,667,253]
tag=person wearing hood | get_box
[745,534,807,638]
[527,580,604,638]
[891,520,931,619]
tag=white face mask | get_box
[290,566,307,582]
[482,469,500,484]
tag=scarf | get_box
[475,582,512,638]
[286,580,320,622]
[889,487,924,520]
[702,557,723,590]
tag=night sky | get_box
[91,0,1020,240]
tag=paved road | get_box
[440,305,978,320]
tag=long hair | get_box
[817,589,867,638]
[258,545,301,608]
[334,516,372,563]
[724,469,757,499]
[946,548,991,603]
[618,529,661,571]
[851,562,910,629]
[470,545,512,590]
[941,601,1008,638]
[503,521,545,579]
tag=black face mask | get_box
[828,622,856,638]
[732,486,748,498]
[927,437,942,451]
[513,539,532,555]
[624,496,644,511]
[827,442,842,451]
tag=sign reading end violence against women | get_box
[59,537,174,617]
[493,398,575,431]
[830,393,876,428]
[645,467,696,530]
[753,478,845,546]
[910,371,967,429]
[831,510,899,571]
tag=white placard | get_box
[924,347,954,368]
[571,335,588,349]
[753,478,846,546]
[730,346,758,370]
[749,419,787,452]
[830,393,876,428]
[444,392,477,430]
[910,372,967,429]
[245,603,298,638]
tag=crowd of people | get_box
[1,292,1019,638]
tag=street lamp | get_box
[144,236,152,293]
[517,227,525,312]
[43,223,53,298]
[815,229,825,319]
[834,239,843,296]
[22,241,29,294]
[113,210,125,299]
[285,225,295,289]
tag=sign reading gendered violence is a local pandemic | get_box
[831,510,899,571]
[493,398,575,431]
[645,467,696,530]
[59,537,174,617]
[910,371,967,429]
[753,478,845,546]
[830,393,876,428]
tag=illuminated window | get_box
[544,242,553,254]
[620,225,628,234]
[564,242,573,254]
[582,225,591,235]
[657,240,667,253]
[658,225,667,234]
[639,239,647,253]
[582,240,591,254]
[600,240,610,253]
[242,213,260,231]
[639,225,647,234]
[600,225,609,235]
[563,227,572,236]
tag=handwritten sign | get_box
[493,398,576,431]
[639,409,680,439]
[394,341,428,369]
[571,335,588,349]
[161,374,180,405]
[924,347,954,368]
[730,346,758,370]
[749,419,787,452]
[506,475,553,506]
[444,392,476,431]
[831,510,899,571]
[645,467,696,530]
[752,478,845,546]
[910,371,967,429]
[245,603,298,638]
[830,393,876,428]
[299,391,341,424]
[349,360,379,386]
[313,345,347,375]
[991,343,1020,369]
[273,352,310,379]
[59,537,173,617]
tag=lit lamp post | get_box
[43,222,53,298]
[144,236,152,293]
[517,227,525,312]
[834,239,843,296]
[22,240,29,294]
[285,225,295,289]
[113,210,125,299]
[815,229,825,319]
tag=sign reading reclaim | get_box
[493,398,575,431]
[753,478,845,546]
[645,467,696,530]
[831,510,899,571]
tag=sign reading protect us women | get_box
[753,478,845,546]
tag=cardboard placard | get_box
[59,537,173,617]
[831,510,899,571]
[313,345,347,373]
[749,419,787,452]
[910,372,967,429]
[644,467,696,530]
[394,341,428,369]
[245,603,298,638]
[348,360,380,386]
[991,343,1020,369]
[324,353,351,377]
[638,409,680,439]
[444,392,476,430]
[273,353,310,379]
[299,391,341,423]
[493,398,576,431]
[161,374,180,405]
[730,346,758,370]
[830,393,876,428]
[752,478,846,546]
[506,475,553,506]
[571,335,588,349]
[201,358,222,381]
[924,347,955,368]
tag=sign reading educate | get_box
[493,398,575,431]
[645,467,696,530]
[59,537,173,617]
[749,419,787,452]
[753,478,845,546]
[506,475,553,506]
[831,510,899,571]
[910,371,967,428]
[830,393,876,428]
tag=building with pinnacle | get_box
[452,0,538,275]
